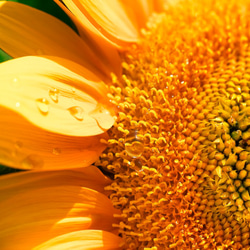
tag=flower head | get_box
[2,0,250,249]
[96,0,250,248]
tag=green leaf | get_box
[1,0,77,32]
[0,48,12,63]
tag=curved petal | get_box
[34,230,123,250]
[0,166,111,197]
[0,168,121,249]
[60,0,140,48]
[54,0,122,76]
[0,1,119,78]
[0,56,116,137]
[119,0,167,28]
[0,106,108,170]
[119,0,154,29]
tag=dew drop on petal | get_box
[12,77,20,87]
[15,102,21,108]
[68,106,84,121]
[90,105,114,131]
[21,154,44,169]
[36,98,49,114]
[52,148,61,155]
[125,130,144,158]
[94,112,112,130]
[49,88,59,102]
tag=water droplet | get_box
[91,106,113,131]
[15,102,21,108]
[94,114,112,130]
[125,130,144,158]
[71,87,76,93]
[36,98,49,114]
[12,77,20,87]
[21,154,44,169]
[49,88,59,102]
[236,87,241,94]
[134,159,143,171]
[52,148,61,155]
[68,106,84,121]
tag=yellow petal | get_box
[60,0,139,47]
[0,56,115,137]
[0,55,115,169]
[34,230,123,250]
[0,1,119,78]
[0,168,121,249]
[0,106,108,170]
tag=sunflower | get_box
[0,0,162,249]
[1,0,250,249]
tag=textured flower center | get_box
[97,0,250,249]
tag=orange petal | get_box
[153,0,168,12]
[60,0,140,48]
[0,1,119,78]
[0,168,121,249]
[0,166,111,197]
[119,0,154,29]
[0,56,115,137]
[119,0,167,28]
[34,230,123,250]
[0,56,115,170]
[54,0,122,77]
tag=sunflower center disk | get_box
[96,1,250,249]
